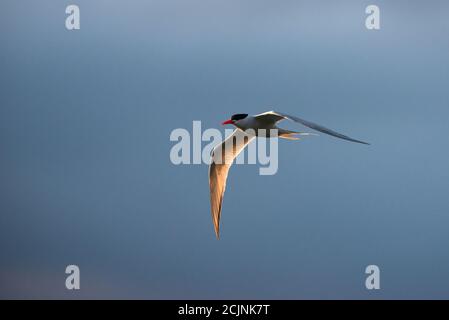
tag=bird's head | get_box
[222,113,248,125]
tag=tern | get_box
[209,110,369,239]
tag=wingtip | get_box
[351,139,370,145]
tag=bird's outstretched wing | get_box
[254,110,370,145]
[209,129,255,239]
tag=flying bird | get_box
[209,111,369,239]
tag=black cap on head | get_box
[231,114,248,121]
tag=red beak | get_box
[222,119,234,125]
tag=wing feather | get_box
[257,111,370,145]
[209,129,255,239]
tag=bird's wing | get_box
[253,111,286,124]
[257,110,370,145]
[209,129,255,239]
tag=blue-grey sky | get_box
[1,0,449,299]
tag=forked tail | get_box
[278,128,319,140]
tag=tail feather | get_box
[278,129,318,140]
[280,133,301,140]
